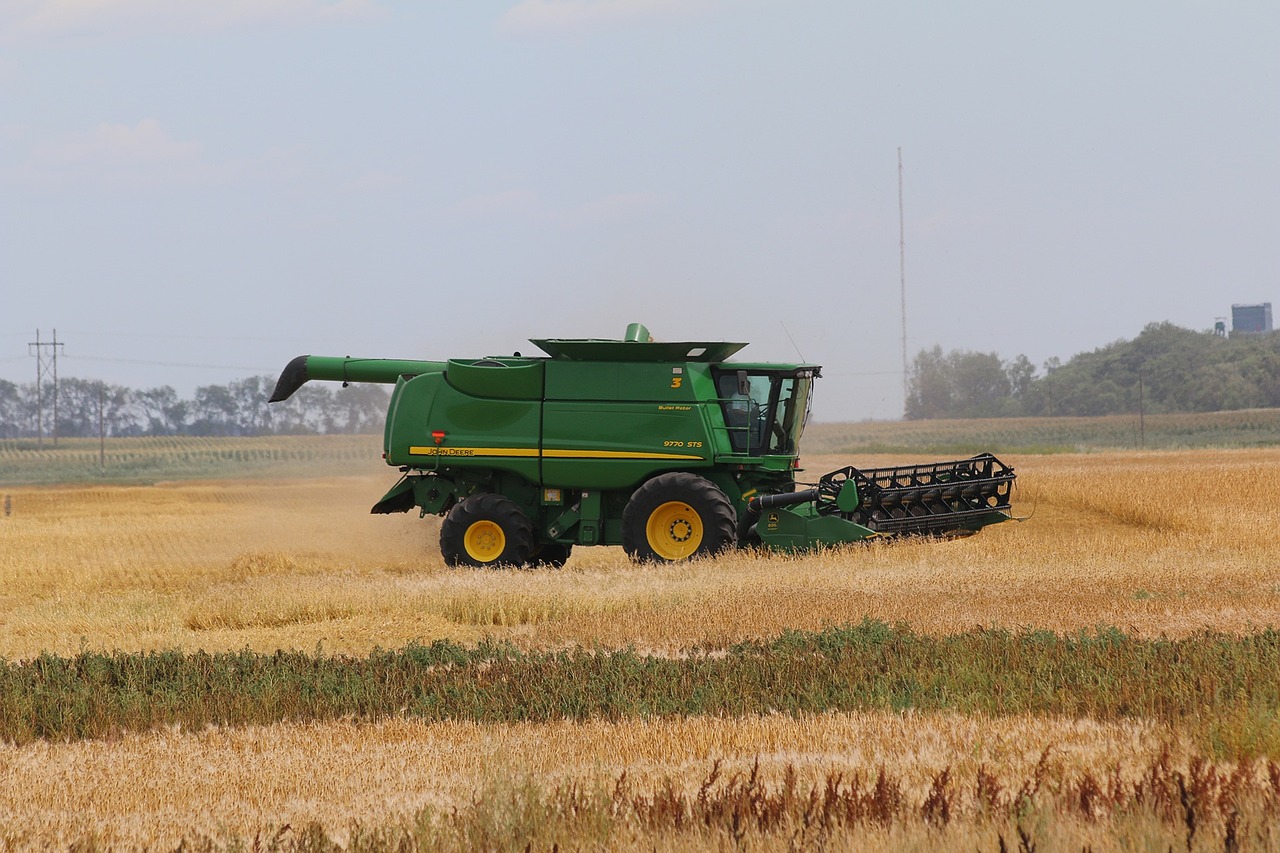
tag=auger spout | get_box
[268,355,447,402]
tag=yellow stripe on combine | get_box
[408,446,703,461]
[543,449,704,461]
[408,446,539,457]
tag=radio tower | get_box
[28,329,65,448]
[898,148,908,415]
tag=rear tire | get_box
[440,494,533,568]
[622,472,736,562]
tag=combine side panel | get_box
[385,372,543,483]
[540,359,714,490]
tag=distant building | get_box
[1231,303,1273,336]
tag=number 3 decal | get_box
[670,377,683,389]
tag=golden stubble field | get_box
[2,447,1280,849]
[3,712,1185,850]
[3,449,1279,659]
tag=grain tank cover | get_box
[446,357,544,399]
[530,338,747,362]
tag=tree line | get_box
[6,322,1274,435]
[0,375,390,439]
[907,322,1280,419]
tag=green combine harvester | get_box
[270,323,1015,566]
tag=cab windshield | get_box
[714,368,815,456]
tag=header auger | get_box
[270,323,1016,567]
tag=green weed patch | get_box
[4,622,1279,756]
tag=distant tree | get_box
[229,376,272,435]
[0,379,31,438]
[905,346,952,419]
[1187,362,1255,411]
[271,385,335,434]
[334,383,391,434]
[191,384,240,436]
[132,386,187,435]
[1239,342,1280,407]
[0,374,388,437]
[903,321,1280,419]
[949,351,1011,418]
[6,320,1275,430]
[1024,322,1262,417]
[1007,354,1036,401]
[906,348,1013,419]
[53,379,133,438]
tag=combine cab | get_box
[270,323,1016,566]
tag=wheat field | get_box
[3,445,1280,848]
[0,711,1193,850]
[2,449,1278,660]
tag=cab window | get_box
[714,369,814,455]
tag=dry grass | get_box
[0,710,1190,850]
[2,449,1279,659]
[4,447,1280,849]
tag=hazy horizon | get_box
[3,2,1276,420]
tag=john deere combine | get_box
[269,323,1015,566]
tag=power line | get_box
[63,329,316,344]
[28,329,65,448]
[65,354,276,371]
[823,370,906,377]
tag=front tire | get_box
[622,472,736,562]
[440,494,534,568]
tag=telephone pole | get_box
[28,329,65,448]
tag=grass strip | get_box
[4,621,1279,754]
[31,752,1280,852]
[801,410,1280,454]
[5,410,1280,487]
[0,434,381,485]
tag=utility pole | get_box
[898,148,908,416]
[98,382,107,475]
[28,329,65,448]
[1138,373,1146,449]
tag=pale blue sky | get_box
[2,1,1277,420]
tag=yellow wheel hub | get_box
[646,501,704,560]
[464,520,506,562]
